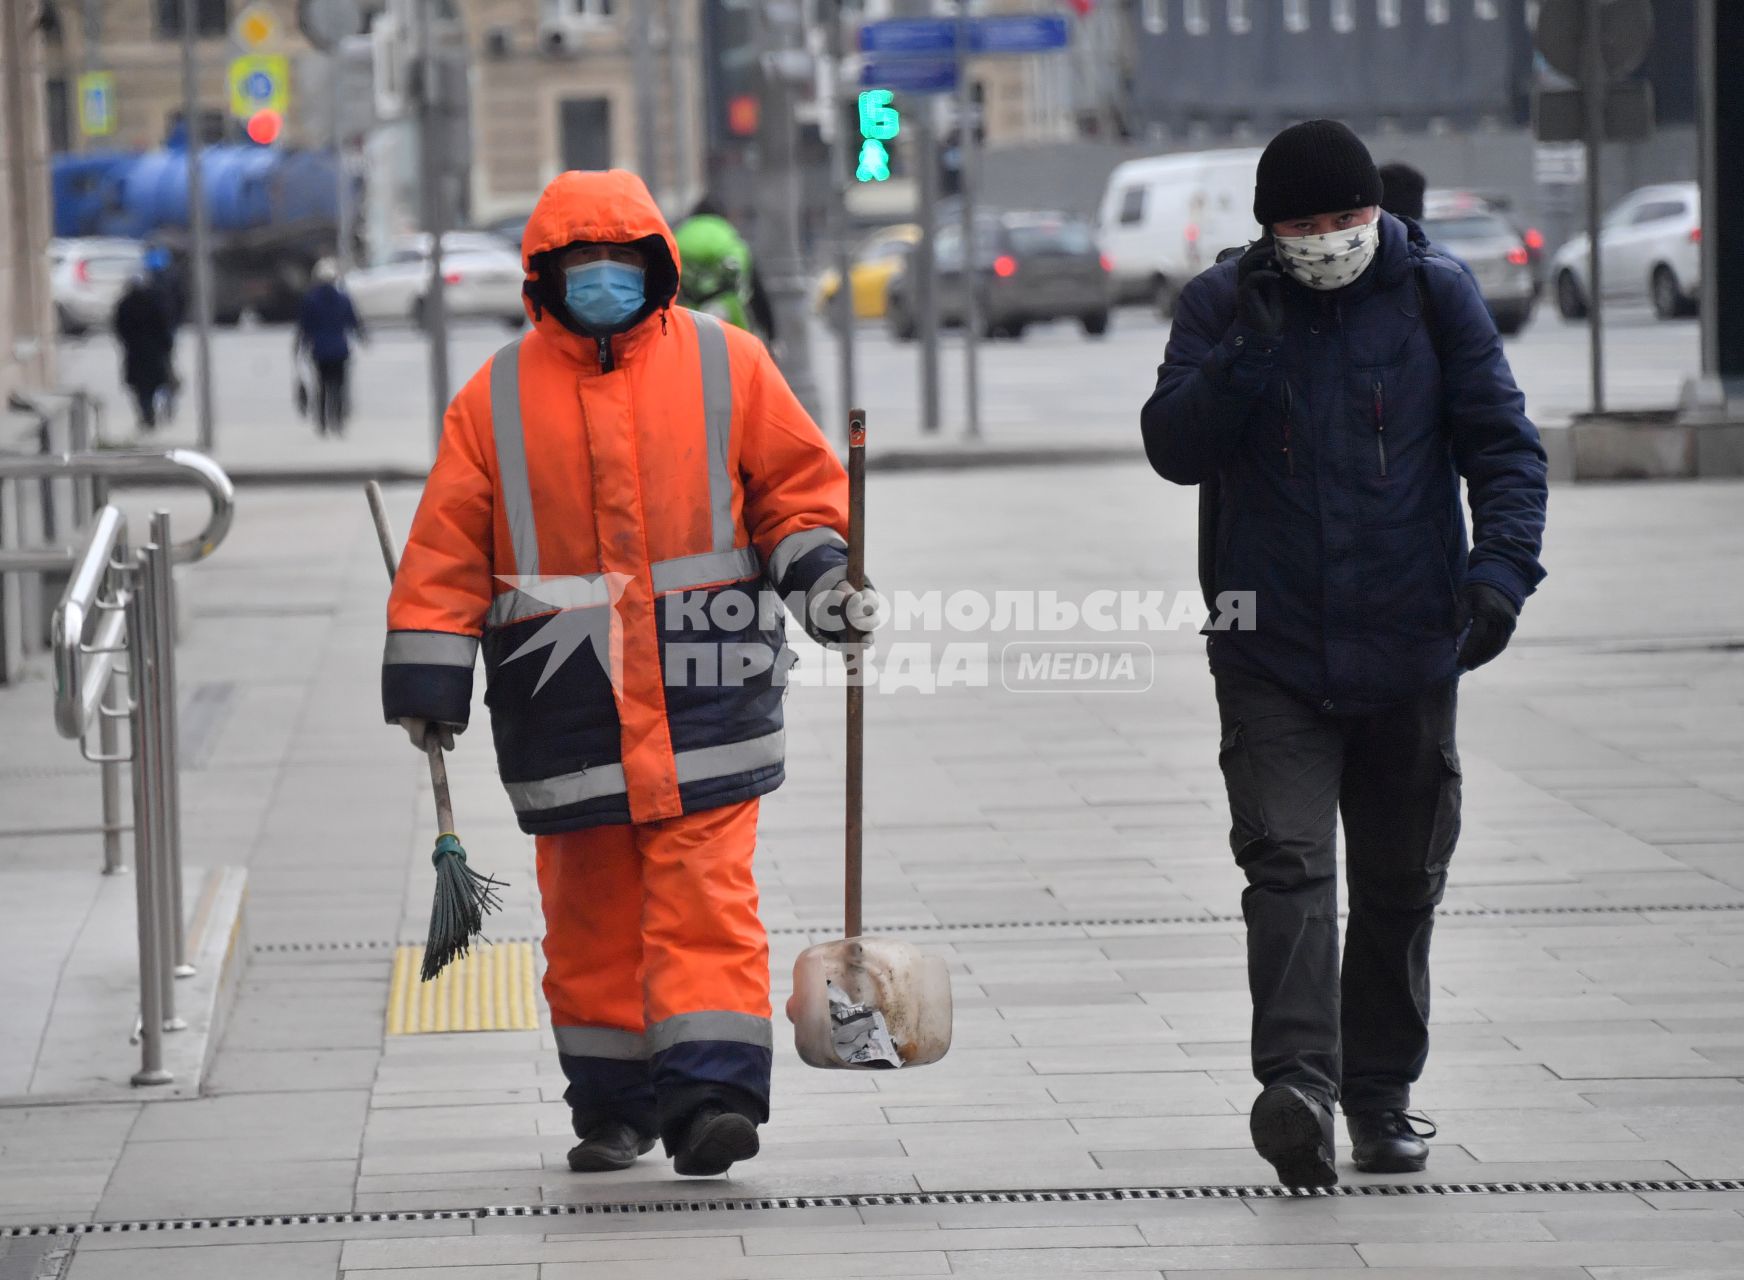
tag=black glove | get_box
[1235,240,1285,338]
[1456,583,1519,670]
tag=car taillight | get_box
[1690,226,1702,244]
[1507,246,1529,266]
[1524,227,1544,251]
[992,255,1017,278]
[1184,222,1199,244]
[1099,253,1113,273]
[443,271,463,286]
[74,260,90,284]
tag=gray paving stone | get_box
[66,1241,342,1279]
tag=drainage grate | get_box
[4,1178,1741,1240]
[250,899,1744,954]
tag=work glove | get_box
[808,580,888,651]
[399,717,463,752]
[1456,583,1519,671]
[1235,239,1285,339]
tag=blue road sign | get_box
[860,56,959,95]
[970,14,1069,54]
[858,18,956,57]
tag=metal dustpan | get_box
[787,409,953,1070]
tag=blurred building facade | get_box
[3,1,56,405]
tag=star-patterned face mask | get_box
[1273,219,1381,292]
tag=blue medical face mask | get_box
[563,260,646,329]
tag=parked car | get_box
[1096,148,1263,316]
[1419,194,1537,335]
[347,234,526,329]
[816,223,919,322]
[1551,181,1701,321]
[884,211,1113,342]
[49,237,144,335]
[482,211,532,254]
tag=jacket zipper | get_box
[1281,381,1296,476]
[1372,379,1388,477]
[597,334,615,372]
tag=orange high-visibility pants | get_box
[536,797,771,1145]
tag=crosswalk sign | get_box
[77,72,115,137]
[228,53,290,119]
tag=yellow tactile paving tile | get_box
[387,942,540,1034]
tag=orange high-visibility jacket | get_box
[383,171,850,834]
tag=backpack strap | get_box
[1413,258,1446,370]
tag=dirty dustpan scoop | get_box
[788,410,953,1070]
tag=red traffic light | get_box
[246,109,282,144]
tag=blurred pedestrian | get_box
[112,270,176,432]
[381,170,877,1179]
[293,257,366,436]
[1141,120,1548,1187]
[681,196,778,342]
[1379,161,1427,221]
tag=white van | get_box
[1096,148,1263,316]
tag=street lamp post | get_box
[177,0,216,453]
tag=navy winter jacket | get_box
[1141,213,1548,714]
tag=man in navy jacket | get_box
[1141,121,1547,1187]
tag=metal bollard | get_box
[148,513,193,979]
[123,532,172,1085]
[98,668,127,876]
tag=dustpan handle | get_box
[845,409,866,940]
[365,480,457,834]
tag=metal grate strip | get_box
[4,1178,1741,1240]
[250,899,1744,954]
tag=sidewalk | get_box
[2,466,1743,1277]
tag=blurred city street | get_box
[56,306,1704,470]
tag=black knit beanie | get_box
[1252,120,1384,227]
[1379,162,1427,221]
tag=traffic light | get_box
[245,108,282,144]
[856,89,899,183]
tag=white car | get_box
[49,237,145,335]
[1097,148,1263,315]
[346,234,526,329]
[1551,181,1701,321]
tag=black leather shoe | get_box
[1250,1085,1338,1187]
[1346,1110,1436,1173]
[672,1104,760,1177]
[567,1121,656,1173]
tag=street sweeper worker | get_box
[381,169,879,1178]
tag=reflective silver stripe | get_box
[489,339,539,579]
[487,573,619,628]
[504,760,627,812]
[675,728,784,785]
[646,1010,774,1055]
[553,1025,649,1061]
[383,631,479,667]
[767,526,846,590]
[649,547,761,595]
[691,311,736,552]
[503,729,784,815]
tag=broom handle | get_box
[365,481,457,834]
[845,409,866,940]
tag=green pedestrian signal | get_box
[857,138,892,183]
[855,90,900,183]
[858,90,900,140]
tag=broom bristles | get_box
[421,833,507,982]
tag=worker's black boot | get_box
[672,1103,760,1177]
[1346,1109,1435,1174]
[1250,1085,1338,1187]
[567,1121,656,1173]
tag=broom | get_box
[365,481,506,981]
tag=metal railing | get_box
[0,448,236,1086]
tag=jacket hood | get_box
[519,169,681,350]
